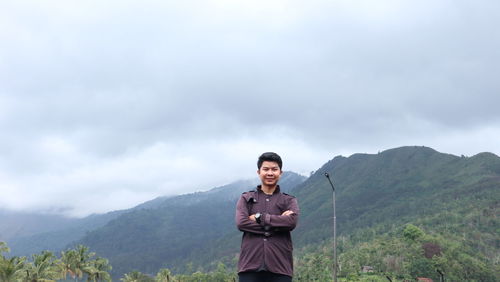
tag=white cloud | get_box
[0,136,328,217]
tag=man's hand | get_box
[250,211,293,221]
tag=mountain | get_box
[4,146,498,280]
[0,209,126,257]
[75,171,307,277]
[76,146,499,279]
[174,146,499,277]
[0,210,76,242]
[293,146,499,246]
[0,171,304,261]
[287,146,499,281]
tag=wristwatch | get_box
[255,213,262,224]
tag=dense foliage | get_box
[293,223,498,281]
[0,242,112,281]
[1,241,238,281]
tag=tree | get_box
[0,256,26,281]
[60,249,79,280]
[85,257,112,282]
[155,268,172,282]
[0,242,9,255]
[59,245,111,281]
[295,248,332,281]
[24,251,61,282]
[121,270,155,282]
[422,242,442,259]
[402,224,424,241]
[75,245,96,279]
[211,262,235,282]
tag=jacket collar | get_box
[257,185,280,194]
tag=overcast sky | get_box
[1,0,499,217]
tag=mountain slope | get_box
[1,210,126,257]
[64,146,500,279]
[294,146,499,247]
[157,146,499,277]
[76,171,307,277]
[0,210,76,241]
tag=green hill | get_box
[72,146,499,280]
[290,146,499,281]
[295,146,499,244]
[75,172,306,277]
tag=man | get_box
[235,152,299,282]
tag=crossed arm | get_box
[249,210,294,221]
[235,196,299,234]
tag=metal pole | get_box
[325,172,337,282]
[437,269,444,282]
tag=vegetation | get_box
[0,243,111,281]
[1,242,236,281]
[2,146,499,281]
[74,173,305,277]
[4,226,498,281]
[294,223,498,281]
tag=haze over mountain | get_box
[75,171,307,276]
[52,146,498,279]
[1,146,498,280]
[1,172,306,258]
[1,210,125,257]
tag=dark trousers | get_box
[238,271,292,282]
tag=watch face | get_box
[255,213,261,223]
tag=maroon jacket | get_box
[235,185,299,277]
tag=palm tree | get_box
[0,256,27,281]
[60,249,80,280]
[155,268,172,282]
[0,241,24,281]
[75,245,95,279]
[60,245,96,281]
[85,257,112,282]
[0,242,9,255]
[121,271,155,282]
[24,251,61,282]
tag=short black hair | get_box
[257,152,283,170]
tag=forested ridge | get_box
[1,146,499,281]
[290,147,499,281]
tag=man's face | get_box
[257,161,282,187]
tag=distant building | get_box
[361,266,374,273]
[416,278,433,282]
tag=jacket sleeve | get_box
[235,195,266,235]
[262,197,299,231]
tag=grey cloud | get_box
[1,0,499,216]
